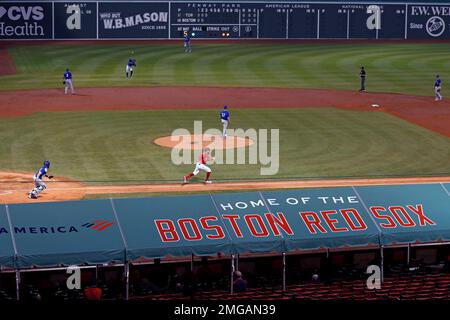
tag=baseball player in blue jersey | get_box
[28,160,53,199]
[183,32,192,53]
[63,68,74,94]
[126,57,137,79]
[435,74,443,101]
[220,105,231,138]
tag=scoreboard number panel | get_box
[171,2,255,38]
[348,5,377,39]
[258,6,287,39]
[377,5,406,39]
[288,5,320,39]
[319,5,348,39]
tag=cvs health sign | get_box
[0,2,52,39]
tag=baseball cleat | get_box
[204,180,212,184]
[28,193,38,199]
[182,176,188,184]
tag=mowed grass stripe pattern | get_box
[0,108,449,183]
[1,43,450,95]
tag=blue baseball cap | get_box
[223,105,228,109]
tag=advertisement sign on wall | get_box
[2,2,450,40]
[54,2,97,39]
[407,4,450,38]
[98,2,169,38]
[0,2,52,39]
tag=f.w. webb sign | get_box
[408,5,450,38]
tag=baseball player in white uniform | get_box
[183,147,215,184]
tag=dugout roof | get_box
[0,183,449,268]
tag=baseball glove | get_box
[62,80,66,85]
[46,175,54,179]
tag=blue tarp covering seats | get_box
[0,183,449,268]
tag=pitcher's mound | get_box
[154,134,254,150]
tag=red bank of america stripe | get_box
[82,219,115,231]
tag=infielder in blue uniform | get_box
[435,74,443,101]
[126,57,137,79]
[63,68,74,94]
[183,32,192,53]
[28,160,53,199]
[220,105,231,138]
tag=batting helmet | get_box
[44,160,51,168]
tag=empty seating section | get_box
[130,273,450,301]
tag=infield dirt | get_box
[1,172,449,204]
[1,46,450,204]
[1,86,449,137]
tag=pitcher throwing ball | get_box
[28,160,53,199]
[183,147,215,184]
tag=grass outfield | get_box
[0,108,449,183]
[1,43,449,95]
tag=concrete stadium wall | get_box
[1,1,450,40]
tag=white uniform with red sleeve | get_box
[193,152,212,175]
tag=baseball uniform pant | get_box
[126,65,134,78]
[435,87,443,100]
[33,178,47,194]
[221,119,228,137]
[193,163,211,175]
[65,79,74,94]
[360,78,365,91]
